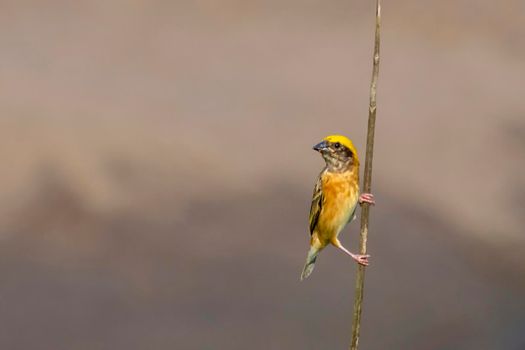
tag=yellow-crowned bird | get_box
[301,135,375,280]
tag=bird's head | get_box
[313,135,359,171]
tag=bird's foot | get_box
[359,193,375,205]
[351,254,370,266]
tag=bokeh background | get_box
[1,1,524,349]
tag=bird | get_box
[300,135,375,281]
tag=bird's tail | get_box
[300,246,321,281]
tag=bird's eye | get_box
[334,142,341,149]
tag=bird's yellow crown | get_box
[323,135,359,162]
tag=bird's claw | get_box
[352,254,370,266]
[359,193,375,206]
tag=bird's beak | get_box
[313,141,328,152]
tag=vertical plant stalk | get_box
[350,0,381,349]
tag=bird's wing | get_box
[308,174,324,235]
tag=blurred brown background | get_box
[0,1,524,349]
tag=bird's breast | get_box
[317,172,359,239]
